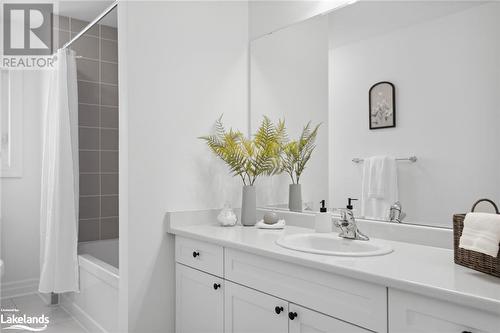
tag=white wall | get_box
[249,0,350,40]
[330,2,500,226]
[118,1,248,331]
[1,71,48,295]
[250,15,329,209]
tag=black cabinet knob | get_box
[213,283,221,290]
[462,331,472,333]
[275,306,284,314]
[192,251,200,258]
[288,312,298,320]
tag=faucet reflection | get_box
[389,201,406,223]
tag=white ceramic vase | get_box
[241,185,257,226]
[288,183,302,212]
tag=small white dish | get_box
[256,219,285,229]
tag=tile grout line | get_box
[79,126,118,131]
[57,26,117,42]
[80,216,118,221]
[98,22,102,241]
[79,102,118,108]
[79,149,118,152]
[80,172,118,176]
[76,56,118,65]
[78,79,118,87]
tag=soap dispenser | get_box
[346,198,358,215]
[315,200,332,233]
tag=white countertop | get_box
[168,223,500,315]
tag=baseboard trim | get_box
[60,293,107,333]
[1,278,39,299]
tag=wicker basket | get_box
[453,199,500,278]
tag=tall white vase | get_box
[289,184,302,212]
[241,185,256,226]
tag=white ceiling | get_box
[329,0,485,48]
[56,1,117,27]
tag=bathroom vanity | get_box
[168,2,500,332]
[168,210,500,333]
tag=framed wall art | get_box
[369,81,395,129]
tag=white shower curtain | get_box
[39,49,79,293]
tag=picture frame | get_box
[369,81,395,130]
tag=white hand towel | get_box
[459,212,500,257]
[361,156,398,220]
[367,156,387,199]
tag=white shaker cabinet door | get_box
[224,281,288,333]
[175,263,224,333]
[288,304,371,333]
[389,289,498,333]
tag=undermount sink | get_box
[276,233,393,257]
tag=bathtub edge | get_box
[78,254,119,289]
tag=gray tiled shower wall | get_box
[54,16,119,242]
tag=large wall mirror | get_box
[250,1,500,228]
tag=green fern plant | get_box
[280,122,320,184]
[200,116,286,186]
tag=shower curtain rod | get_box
[61,0,118,50]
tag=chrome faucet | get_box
[335,207,369,241]
[389,201,406,223]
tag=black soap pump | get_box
[315,200,332,233]
[346,198,358,211]
[320,200,327,212]
[346,198,358,218]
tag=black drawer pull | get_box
[192,251,200,258]
[288,312,297,320]
[462,331,472,333]
[275,306,283,314]
[213,283,221,290]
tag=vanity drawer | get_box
[175,236,223,277]
[389,289,500,333]
[225,248,387,332]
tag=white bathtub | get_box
[78,239,119,268]
[61,239,119,333]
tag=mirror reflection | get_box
[250,1,500,228]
